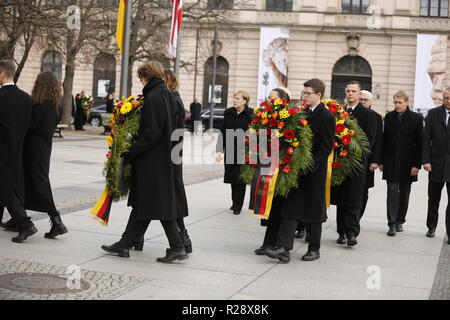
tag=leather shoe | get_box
[426,229,435,238]
[264,246,290,263]
[336,234,346,245]
[294,230,305,239]
[395,224,404,232]
[347,234,358,246]
[44,215,68,239]
[254,246,267,256]
[156,248,188,263]
[12,226,38,243]
[0,219,19,232]
[387,226,396,237]
[233,209,241,215]
[301,251,320,261]
[101,242,130,258]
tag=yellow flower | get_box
[106,135,113,147]
[340,128,349,137]
[262,112,268,119]
[254,107,260,114]
[274,98,283,106]
[120,102,133,114]
[275,131,284,137]
[249,128,256,134]
[279,109,290,119]
[291,141,300,147]
[337,120,345,125]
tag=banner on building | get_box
[414,34,448,116]
[257,28,289,104]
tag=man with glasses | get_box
[423,87,450,244]
[359,91,383,220]
[331,81,378,247]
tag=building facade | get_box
[16,0,450,115]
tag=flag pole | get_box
[174,28,181,77]
[209,27,218,132]
[120,0,132,98]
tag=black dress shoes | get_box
[1,219,19,232]
[233,209,241,215]
[336,234,346,245]
[294,230,305,239]
[44,215,68,239]
[395,224,404,232]
[301,251,320,261]
[12,226,38,243]
[254,246,267,256]
[347,234,358,247]
[156,248,188,263]
[101,242,130,258]
[426,229,436,238]
[387,226,396,237]
[264,246,290,263]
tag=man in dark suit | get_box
[264,79,335,262]
[189,98,202,134]
[331,81,378,247]
[423,87,450,244]
[359,90,383,220]
[0,60,37,242]
[380,91,423,236]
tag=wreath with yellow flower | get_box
[322,99,371,186]
[103,95,143,200]
[240,98,314,197]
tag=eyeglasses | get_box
[360,98,370,102]
[443,96,450,101]
[301,91,316,97]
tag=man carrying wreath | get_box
[264,79,335,262]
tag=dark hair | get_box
[303,78,326,98]
[137,60,165,82]
[346,80,362,90]
[0,60,16,79]
[31,72,61,107]
[272,88,291,103]
[164,69,179,91]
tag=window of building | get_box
[207,0,233,10]
[93,53,116,106]
[420,0,449,17]
[203,56,229,109]
[342,0,370,14]
[41,51,62,83]
[331,55,372,102]
[266,0,293,11]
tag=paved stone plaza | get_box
[0,129,448,300]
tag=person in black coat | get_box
[190,98,202,133]
[423,87,450,243]
[106,91,115,114]
[0,60,37,243]
[380,91,423,237]
[164,69,192,254]
[359,90,383,220]
[74,93,85,130]
[331,81,378,247]
[23,72,69,238]
[216,91,253,215]
[263,79,335,262]
[102,61,187,263]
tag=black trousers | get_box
[0,206,4,222]
[7,190,33,231]
[427,181,450,238]
[336,206,360,237]
[121,209,184,251]
[386,181,412,227]
[360,187,369,219]
[296,221,305,232]
[231,184,246,212]
[307,223,322,252]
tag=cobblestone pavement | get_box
[430,239,450,300]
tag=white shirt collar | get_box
[1,83,15,87]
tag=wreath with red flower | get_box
[240,98,314,197]
[322,99,371,186]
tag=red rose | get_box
[250,163,258,168]
[269,119,278,127]
[281,99,287,105]
[287,147,294,155]
[333,141,339,149]
[245,156,250,163]
[341,135,352,146]
[299,119,308,127]
[262,119,269,126]
[329,104,338,114]
[265,105,273,113]
[278,122,285,129]
[283,165,291,174]
[336,123,346,133]
[340,150,349,158]
[332,162,341,169]
[284,129,295,140]
[256,112,262,118]
[260,100,268,107]
[282,156,292,164]
[252,118,260,124]
[288,108,297,116]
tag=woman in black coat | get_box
[24,71,68,238]
[164,69,192,254]
[102,61,187,263]
[216,91,253,215]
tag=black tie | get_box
[305,108,312,116]
[347,107,353,115]
[397,112,402,125]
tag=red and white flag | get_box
[169,0,183,59]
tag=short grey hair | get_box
[444,87,450,94]
[360,90,373,100]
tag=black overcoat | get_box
[0,85,32,207]
[331,103,378,208]
[216,106,253,185]
[365,110,383,189]
[381,109,423,183]
[280,103,336,223]
[127,79,177,221]
[423,105,450,183]
[172,91,189,219]
[23,102,59,212]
